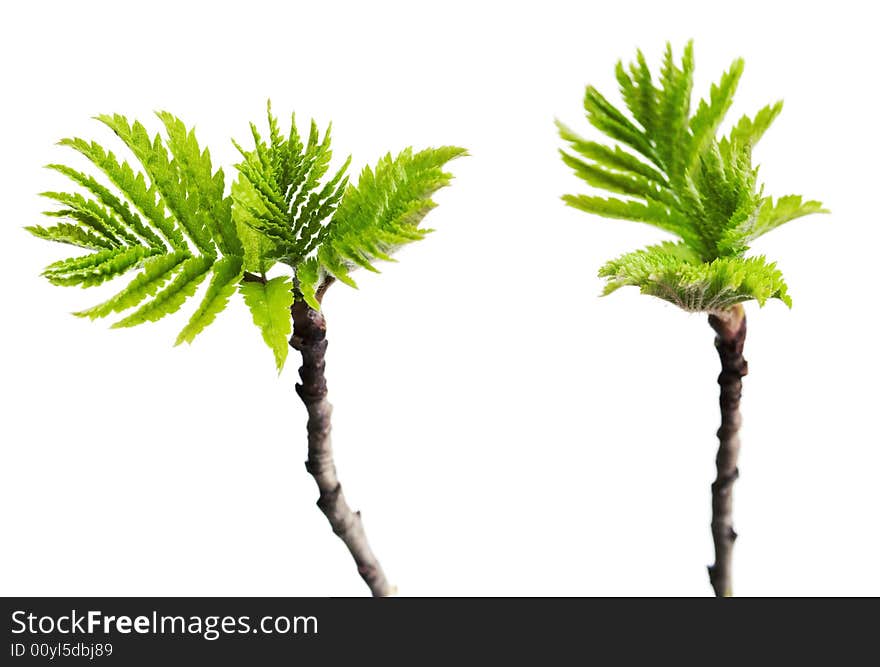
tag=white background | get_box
[1,0,877,597]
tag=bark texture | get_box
[290,283,392,597]
[707,304,748,597]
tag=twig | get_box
[289,278,392,596]
[707,304,748,597]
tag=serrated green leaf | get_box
[40,190,129,246]
[156,111,241,257]
[322,146,466,279]
[599,243,790,310]
[688,59,744,168]
[231,173,277,274]
[615,52,657,135]
[233,111,355,267]
[655,40,694,180]
[317,244,357,287]
[296,257,322,310]
[58,137,185,250]
[729,101,783,149]
[240,276,294,372]
[584,87,658,166]
[557,120,668,185]
[560,150,674,204]
[45,163,162,248]
[43,246,157,287]
[112,255,213,328]
[562,42,825,311]
[33,107,463,351]
[562,193,699,246]
[749,195,829,240]
[74,251,191,319]
[175,256,244,345]
[32,112,250,340]
[26,223,116,250]
[97,113,216,254]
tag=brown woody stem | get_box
[289,279,392,597]
[707,304,748,597]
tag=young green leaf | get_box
[112,255,214,328]
[25,222,116,251]
[74,251,191,320]
[561,42,826,310]
[30,113,244,341]
[32,106,464,375]
[318,146,466,283]
[240,276,294,372]
[295,257,323,311]
[176,256,245,345]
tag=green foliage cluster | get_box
[28,103,465,370]
[559,42,826,312]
